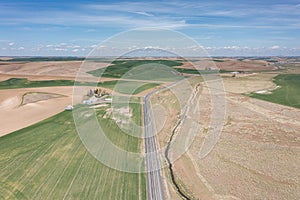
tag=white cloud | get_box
[223,46,240,50]
[72,49,79,52]
[270,45,280,49]
[18,47,25,50]
[55,48,67,51]
[134,11,154,17]
[8,42,14,46]
[85,29,97,32]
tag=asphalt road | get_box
[144,92,165,200]
[143,79,187,200]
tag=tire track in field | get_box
[0,129,57,175]
[73,153,101,199]
[1,128,72,179]
[99,168,112,198]
[31,136,79,199]
[108,164,121,200]
[0,148,40,178]
[14,134,73,187]
[93,164,109,200]
[109,159,122,199]
[45,140,83,200]
[62,150,88,199]
[75,144,101,199]
[3,147,43,182]
[119,167,126,200]
[2,151,36,199]
[93,133,113,200]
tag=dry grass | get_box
[0,61,110,81]
[176,59,276,72]
[165,74,300,200]
[21,92,65,105]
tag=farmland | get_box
[95,80,160,95]
[0,57,299,200]
[0,107,146,199]
[0,78,76,89]
[249,74,300,108]
[0,78,159,95]
[87,59,183,78]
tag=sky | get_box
[0,0,300,56]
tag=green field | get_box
[249,74,300,108]
[0,78,113,90]
[0,107,146,199]
[87,59,184,79]
[87,59,223,79]
[101,80,159,95]
[174,68,219,74]
[88,60,222,81]
[96,102,143,152]
[0,78,77,89]
[0,78,159,95]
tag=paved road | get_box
[143,79,187,200]
[144,92,165,200]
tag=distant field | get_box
[175,68,219,74]
[0,78,76,89]
[0,78,159,95]
[87,59,184,79]
[102,80,160,95]
[0,108,146,199]
[249,74,300,108]
[3,57,85,62]
[87,59,224,79]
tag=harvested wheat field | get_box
[0,86,73,137]
[176,59,276,72]
[0,61,112,81]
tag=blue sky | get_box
[0,0,299,56]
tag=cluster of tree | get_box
[87,88,109,97]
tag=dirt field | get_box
[0,87,73,137]
[0,61,110,81]
[177,59,276,71]
[159,73,300,199]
